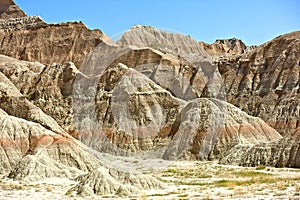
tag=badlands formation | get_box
[0,0,299,198]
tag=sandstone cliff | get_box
[0,16,47,31]
[163,98,281,160]
[217,31,300,135]
[72,28,299,166]
[0,0,105,67]
[0,55,75,132]
[0,21,104,67]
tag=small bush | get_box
[178,193,189,197]
[231,170,271,178]
[296,184,300,192]
[255,166,266,170]
[165,168,177,173]
[277,182,286,190]
[65,189,72,196]
[46,185,54,192]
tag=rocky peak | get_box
[117,24,210,63]
[199,38,250,57]
[0,0,26,19]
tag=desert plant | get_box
[255,166,266,170]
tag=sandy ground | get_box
[1,160,300,199]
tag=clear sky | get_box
[14,0,300,45]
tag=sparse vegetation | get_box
[296,184,300,192]
[1,162,300,199]
[255,165,267,170]
[163,166,213,179]
[231,170,272,177]
[151,161,300,199]
[0,181,26,190]
[177,193,189,197]
[277,182,287,190]
[65,189,72,196]
[45,185,54,192]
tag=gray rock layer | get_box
[71,167,164,196]
[220,129,300,168]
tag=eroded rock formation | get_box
[0,55,75,132]
[0,0,26,19]
[220,128,300,168]
[0,49,282,162]
[163,98,281,160]
[0,21,104,67]
[70,167,164,196]
[199,38,253,57]
[217,31,300,135]
[0,0,105,67]
[117,25,209,63]
[0,62,163,196]
[0,16,46,31]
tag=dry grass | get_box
[296,184,300,192]
[231,170,272,177]
[0,181,26,190]
[45,185,54,192]
[150,161,300,199]
[276,181,287,190]
[255,165,267,170]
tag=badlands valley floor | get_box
[1,159,300,200]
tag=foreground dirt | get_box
[1,160,300,200]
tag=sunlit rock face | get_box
[117,25,210,63]
[162,98,281,160]
[0,1,105,67]
[0,15,285,161]
[71,31,281,160]
[0,21,104,67]
[0,59,163,196]
[199,38,252,57]
[216,31,300,135]
[0,0,26,19]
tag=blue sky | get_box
[15,0,299,45]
